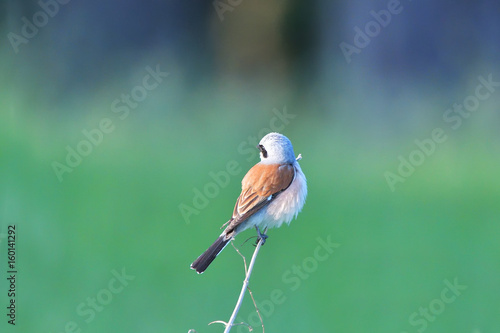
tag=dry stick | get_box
[246,285,265,333]
[232,242,265,332]
[232,242,249,275]
[223,233,266,333]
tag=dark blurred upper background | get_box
[3,0,499,124]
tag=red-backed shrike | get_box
[191,132,307,274]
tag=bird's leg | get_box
[255,226,268,245]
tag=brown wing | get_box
[223,163,295,235]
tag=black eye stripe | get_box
[258,144,268,158]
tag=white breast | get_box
[261,162,307,229]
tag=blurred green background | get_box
[1,1,499,332]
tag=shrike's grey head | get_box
[258,132,296,165]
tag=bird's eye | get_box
[258,144,268,158]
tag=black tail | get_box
[191,235,230,274]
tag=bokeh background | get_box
[1,1,499,332]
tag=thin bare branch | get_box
[246,285,265,333]
[231,241,265,332]
[209,320,253,331]
[223,231,266,333]
[231,241,248,275]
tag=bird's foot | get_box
[255,226,268,245]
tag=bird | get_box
[190,132,307,274]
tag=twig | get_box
[232,242,265,332]
[246,285,265,333]
[231,241,249,275]
[223,232,266,333]
[208,320,252,331]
